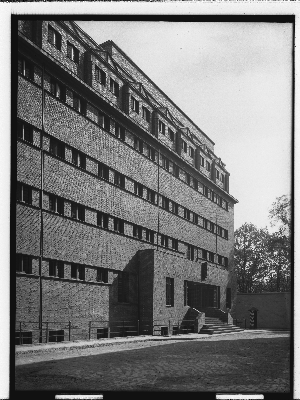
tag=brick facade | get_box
[16,20,238,343]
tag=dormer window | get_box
[67,42,79,64]
[131,96,139,113]
[48,25,62,50]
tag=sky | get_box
[75,20,293,233]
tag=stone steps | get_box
[199,314,244,335]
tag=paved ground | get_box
[15,330,290,392]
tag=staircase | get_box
[199,308,244,335]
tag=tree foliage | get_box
[234,196,291,293]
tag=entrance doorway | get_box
[188,282,220,311]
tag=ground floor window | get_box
[166,277,174,307]
[49,330,64,343]
[15,331,32,345]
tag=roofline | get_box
[98,39,215,147]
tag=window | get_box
[202,249,207,260]
[206,160,211,172]
[97,268,108,283]
[49,195,64,216]
[147,189,156,204]
[182,140,187,153]
[218,255,223,266]
[161,155,169,171]
[18,57,34,80]
[216,169,220,180]
[71,264,85,280]
[49,260,64,278]
[189,147,194,158]
[50,138,65,159]
[114,218,124,234]
[67,42,79,64]
[98,162,109,181]
[173,163,179,178]
[171,202,178,215]
[71,203,85,222]
[73,94,86,115]
[147,146,156,161]
[118,271,129,303]
[193,213,198,225]
[131,96,139,113]
[168,128,175,142]
[133,225,143,239]
[193,178,198,191]
[17,120,33,143]
[214,193,220,205]
[217,226,222,236]
[201,262,207,281]
[172,238,178,251]
[15,331,32,345]
[161,234,169,248]
[186,173,191,186]
[146,229,155,243]
[209,252,215,263]
[226,288,232,309]
[224,257,228,268]
[49,330,64,343]
[50,78,66,102]
[166,277,174,307]
[114,172,125,188]
[98,112,110,131]
[159,120,165,135]
[221,173,225,183]
[134,182,143,198]
[142,106,150,122]
[48,25,61,50]
[187,245,195,261]
[97,212,109,229]
[72,150,86,170]
[224,230,228,240]
[95,66,106,85]
[16,254,32,274]
[184,208,190,221]
[162,197,169,211]
[115,124,125,141]
[17,183,32,205]
[184,280,189,306]
[204,186,211,200]
[110,78,119,96]
[134,138,143,154]
[200,156,205,167]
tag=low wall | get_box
[235,292,291,330]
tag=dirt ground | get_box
[15,335,290,392]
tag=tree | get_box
[269,195,291,238]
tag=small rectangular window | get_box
[161,155,169,172]
[72,150,86,170]
[189,147,194,158]
[98,163,109,181]
[97,212,109,229]
[209,252,215,262]
[134,137,143,154]
[173,164,179,178]
[206,160,211,172]
[49,195,64,216]
[168,128,175,142]
[114,172,125,188]
[73,94,86,115]
[142,106,150,122]
[48,25,62,50]
[187,245,194,261]
[166,277,174,307]
[200,156,205,167]
[221,173,225,183]
[182,140,187,153]
[97,268,108,283]
[201,262,207,281]
[161,234,169,248]
[17,183,32,205]
[15,331,32,345]
[216,169,220,180]
[186,173,190,186]
[50,138,65,159]
[184,208,190,221]
[159,120,165,135]
[18,57,34,80]
[67,42,79,64]
[71,264,85,280]
[193,178,198,191]
[49,260,64,278]
[147,189,156,204]
[17,120,33,144]
[114,218,124,234]
[146,229,155,243]
[110,78,119,96]
[171,202,178,215]
[95,66,106,85]
[134,182,143,198]
[162,197,169,211]
[16,254,32,274]
[131,96,139,113]
[147,146,156,161]
[115,124,125,141]
[50,78,66,102]
[98,112,110,131]
[193,213,198,225]
[133,225,143,239]
[172,238,178,251]
[202,249,207,260]
[49,330,64,343]
[71,203,85,222]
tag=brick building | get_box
[16,20,238,343]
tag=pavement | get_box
[15,329,290,365]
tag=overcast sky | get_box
[76,21,292,232]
